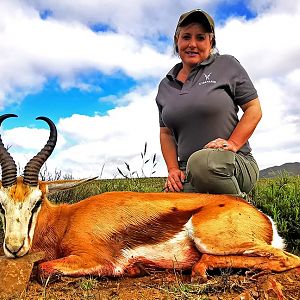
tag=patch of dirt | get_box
[17,268,300,300]
[1,230,300,300]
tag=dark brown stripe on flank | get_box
[109,207,203,249]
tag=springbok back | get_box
[0,114,300,282]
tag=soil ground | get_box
[1,231,300,300]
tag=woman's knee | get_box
[187,149,235,178]
[186,149,239,194]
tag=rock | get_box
[0,252,45,299]
[262,277,285,300]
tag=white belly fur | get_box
[114,219,200,274]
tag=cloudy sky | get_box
[0,0,299,179]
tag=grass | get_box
[148,268,248,299]
[48,177,166,204]
[250,174,300,254]
[79,277,98,291]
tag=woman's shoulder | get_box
[215,53,240,63]
[214,54,245,71]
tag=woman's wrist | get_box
[227,139,239,152]
[167,165,179,172]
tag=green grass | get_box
[79,277,98,291]
[250,174,300,254]
[48,177,166,204]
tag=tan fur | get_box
[2,179,300,282]
[8,178,32,203]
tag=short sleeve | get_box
[228,56,258,106]
[157,102,166,127]
[155,81,167,127]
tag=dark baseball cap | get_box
[176,9,215,33]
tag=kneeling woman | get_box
[155,9,262,197]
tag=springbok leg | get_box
[192,247,300,282]
[37,254,116,282]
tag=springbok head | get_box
[0,114,57,258]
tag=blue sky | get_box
[0,0,300,178]
[8,74,135,126]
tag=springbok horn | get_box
[23,117,57,186]
[0,114,18,188]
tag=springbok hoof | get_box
[37,263,62,285]
[191,270,208,283]
[125,263,150,277]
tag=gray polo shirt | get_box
[156,53,258,162]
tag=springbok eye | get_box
[32,200,42,214]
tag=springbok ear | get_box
[46,177,98,195]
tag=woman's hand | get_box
[204,138,238,152]
[164,168,185,192]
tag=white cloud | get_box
[3,127,65,151]
[54,85,165,178]
[0,85,166,179]
[215,1,300,169]
[249,0,300,15]
[249,78,300,169]
[218,14,300,79]
[3,125,66,176]
[27,0,217,37]
[0,0,178,105]
[0,0,300,180]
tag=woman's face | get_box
[176,23,213,69]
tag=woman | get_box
[156,9,262,197]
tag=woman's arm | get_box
[160,127,185,192]
[204,98,262,152]
[228,98,262,151]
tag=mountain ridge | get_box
[259,162,300,178]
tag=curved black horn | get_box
[23,117,57,186]
[0,114,18,188]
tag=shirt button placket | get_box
[180,78,192,95]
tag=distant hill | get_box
[259,162,300,178]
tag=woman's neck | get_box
[176,64,193,83]
[176,52,213,83]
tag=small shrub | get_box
[117,142,157,178]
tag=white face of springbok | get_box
[0,113,58,258]
[0,181,43,258]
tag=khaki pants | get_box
[180,149,259,197]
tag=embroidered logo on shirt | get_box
[204,73,211,80]
[199,73,216,85]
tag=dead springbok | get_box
[0,114,300,282]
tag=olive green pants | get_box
[180,149,259,197]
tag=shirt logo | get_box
[199,72,216,85]
[204,73,211,80]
